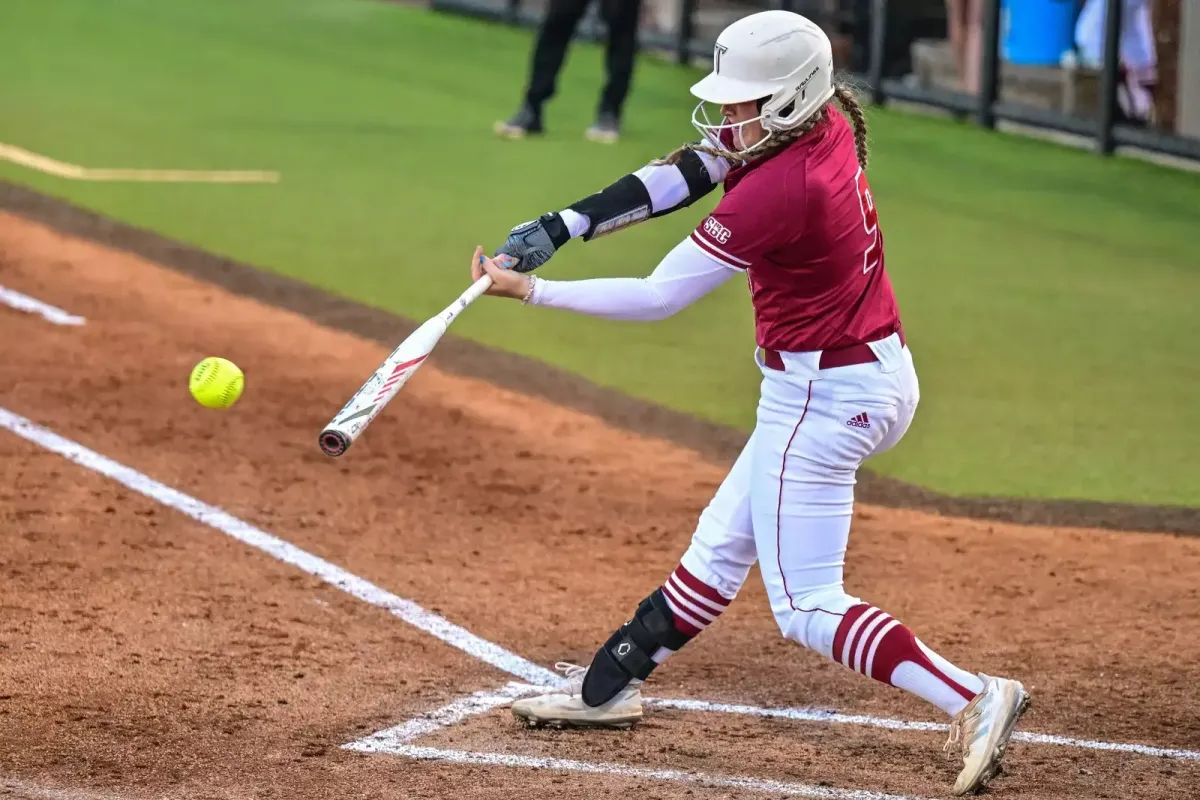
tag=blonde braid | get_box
[831,82,869,170]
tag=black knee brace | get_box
[580,588,691,707]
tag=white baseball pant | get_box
[671,332,984,716]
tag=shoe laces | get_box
[554,662,588,694]
[944,694,985,758]
[551,661,644,698]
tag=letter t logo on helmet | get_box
[689,10,835,157]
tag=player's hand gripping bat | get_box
[317,254,513,457]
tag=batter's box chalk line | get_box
[367,745,938,800]
[346,682,1200,798]
[1,404,1196,798]
[343,683,937,800]
[0,284,85,326]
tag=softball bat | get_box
[318,260,505,457]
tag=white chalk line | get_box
[360,744,936,800]
[347,681,1200,764]
[0,285,85,326]
[644,697,1200,761]
[349,682,535,749]
[3,406,1198,766]
[0,142,278,184]
[344,687,931,800]
[0,406,559,688]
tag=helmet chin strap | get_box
[734,128,776,157]
[690,101,777,160]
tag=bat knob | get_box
[319,429,350,457]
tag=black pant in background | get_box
[523,0,642,118]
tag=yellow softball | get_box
[189,357,244,409]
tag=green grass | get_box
[1,0,1197,506]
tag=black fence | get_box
[430,0,1200,163]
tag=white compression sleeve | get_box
[560,209,590,239]
[529,238,738,321]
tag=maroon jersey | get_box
[689,111,901,352]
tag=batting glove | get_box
[495,212,572,273]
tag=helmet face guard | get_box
[687,11,836,159]
[689,101,776,159]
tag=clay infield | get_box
[1,192,1198,799]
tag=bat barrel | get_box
[317,274,495,458]
[318,429,351,457]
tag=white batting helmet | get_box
[690,10,835,156]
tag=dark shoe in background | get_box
[585,110,620,144]
[494,105,544,138]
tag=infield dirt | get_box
[1,211,1198,799]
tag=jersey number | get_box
[855,167,882,275]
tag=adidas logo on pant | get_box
[846,412,871,429]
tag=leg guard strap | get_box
[581,588,689,706]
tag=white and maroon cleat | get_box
[945,674,1032,795]
[510,662,644,730]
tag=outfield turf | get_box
[2,0,1197,506]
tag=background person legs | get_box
[587,0,643,142]
[945,0,983,94]
[496,0,591,137]
[1075,0,1159,125]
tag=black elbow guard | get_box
[567,150,719,242]
[669,148,719,211]
[567,174,653,242]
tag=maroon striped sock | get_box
[832,603,983,715]
[659,563,731,638]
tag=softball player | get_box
[472,11,1030,795]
